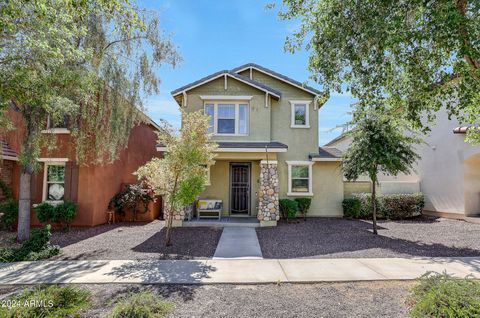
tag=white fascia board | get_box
[1,156,19,161]
[172,73,280,99]
[37,158,69,162]
[310,158,342,162]
[215,148,287,153]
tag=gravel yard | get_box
[257,217,480,259]
[50,220,222,260]
[0,281,413,317]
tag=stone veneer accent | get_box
[258,160,279,224]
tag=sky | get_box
[138,0,354,146]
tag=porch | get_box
[167,142,286,227]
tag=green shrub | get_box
[0,285,91,318]
[34,202,55,223]
[382,193,424,219]
[345,193,424,220]
[0,199,18,230]
[279,199,298,220]
[342,198,362,218]
[34,201,78,229]
[0,225,60,262]
[408,272,480,318]
[108,182,153,221]
[294,198,311,220]
[108,291,174,318]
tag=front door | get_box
[230,163,251,215]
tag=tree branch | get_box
[103,36,149,51]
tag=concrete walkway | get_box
[213,228,263,259]
[0,257,479,284]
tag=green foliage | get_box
[108,291,174,318]
[0,180,13,200]
[0,225,60,262]
[0,285,91,318]
[34,201,78,229]
[382,193,425,220]
[275,0,480,143]
[34,202,56,224]
[294,198,311,219]
[0,0,181,167]
[343,193,424,220]
[279,199,298,220]
[0,200,18,230]
[408,272,480,318]
[343,110,420,183]
[342,198,362,218]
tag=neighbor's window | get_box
[204,102,248,135]
[46,115,70,129]
[287,161,313,196]
[290,101,311,128]
[43,163,66,202]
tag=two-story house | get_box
[167,63,344,227]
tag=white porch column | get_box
[258,160,279,226]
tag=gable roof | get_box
[324,132,349,147]
[0,140,18,161]
[171,70,281,100]
[309,147,342,161]
[231,63,322,96]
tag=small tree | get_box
[136,111,217,246]
[342,109,419,234]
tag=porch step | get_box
[213,228,263,259]
[184,217,259,228]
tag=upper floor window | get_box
[290,100,311,128]
[204,102,248,135]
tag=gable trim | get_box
[232,64,321,96]
[171,71,281,101]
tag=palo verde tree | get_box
[0,1,180,241]
[136,111,217,246]
[342,109,420,234]
[273,0,480,142]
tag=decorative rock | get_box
[257,161,280,222]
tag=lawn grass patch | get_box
[0,285,91,317]
[108,290,174,318]
[408,272,480,318]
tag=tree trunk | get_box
[165,207,173,246]
[17,168,32,242]
[371,179,378,235]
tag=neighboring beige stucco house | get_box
[326,108,480,220]
[165,63,344,226]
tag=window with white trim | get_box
[43,163,66,202]
[204,102,248,135]
[290,100,311,128]
[287,161,313,196]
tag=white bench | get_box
[197,200,223,220]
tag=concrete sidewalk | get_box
[213,228,263,259]
[0,257,479,285]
